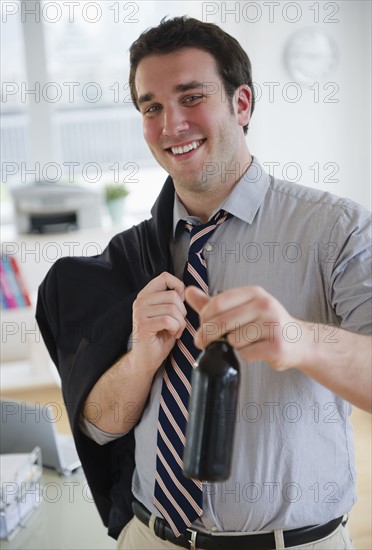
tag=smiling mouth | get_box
[168,139,205,156]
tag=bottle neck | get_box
[205,334,229,351]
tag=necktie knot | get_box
[185,209,231,256]
[185,209,230,233]
[185,210,231,262]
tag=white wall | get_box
[216,0,371,208]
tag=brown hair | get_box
[129,16,254,134]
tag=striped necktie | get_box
[154,209,231,536]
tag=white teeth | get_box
[171,140,202,155]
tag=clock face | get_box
[284,29,339,84]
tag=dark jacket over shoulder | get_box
[36,177,175,538]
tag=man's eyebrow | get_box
[137,81,204,107]
[138,92,154,106]
[174,81,204,93]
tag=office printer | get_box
[11,182,103,234]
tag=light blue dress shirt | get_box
[83,158,372,532]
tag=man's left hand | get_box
[185,285,309,372]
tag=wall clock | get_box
[284,29,339,84]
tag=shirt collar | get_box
[172,157,271,238]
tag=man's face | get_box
[135,47,250,194]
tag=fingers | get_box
[184,286,210,314]
[136,302,186,339]
[187,286,296,371]
[196,286,268,323]
[189,286,273,349]
[184,283,304,372]
[137,271,185,301]
[133,272,187,340]
[131,272,188,373]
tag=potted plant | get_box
[105,183,129,224]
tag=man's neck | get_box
[175,153,253,222]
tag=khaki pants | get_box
[117,515,354,550]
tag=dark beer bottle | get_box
[183,336,240,481]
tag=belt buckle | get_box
[186,528,198,550]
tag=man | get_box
[37,16,371,550]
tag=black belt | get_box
[132,501,345,550]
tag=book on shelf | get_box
[0,447,43,540]
[0,255,31,309]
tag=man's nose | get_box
[162,106,189,136]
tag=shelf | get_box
[0,360,58,392]
[1,303,59,390]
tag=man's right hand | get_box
[131,272,187,375]
[82,272,186,435]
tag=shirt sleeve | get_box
[328,201,372,334]
[79,415,128,445]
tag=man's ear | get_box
[234,84,252,129]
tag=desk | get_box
[1,469,115,550]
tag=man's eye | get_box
[144,104,161,115]
[184,95,203,104]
